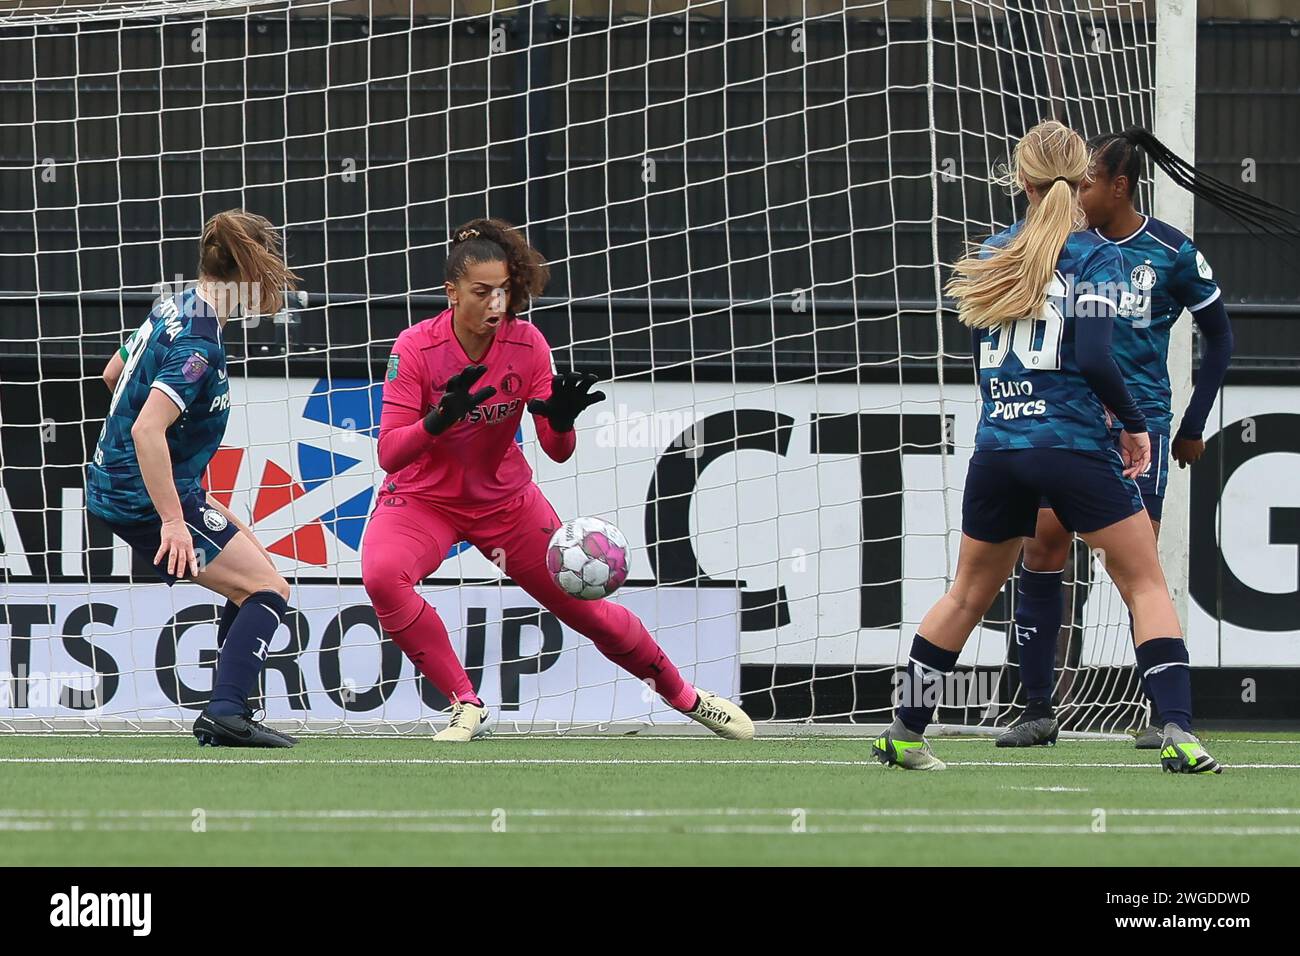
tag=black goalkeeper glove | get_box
[423,364,497,435]
[527,371,606,433]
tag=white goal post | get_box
[1152,0,1196,637]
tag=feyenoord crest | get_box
[1130,261,1157,293]
[203,508,228,532]
[500,371,523,396]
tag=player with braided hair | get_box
[998,126,1299,751]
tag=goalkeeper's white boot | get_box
[433,700,490,742]
[686,689,755,740]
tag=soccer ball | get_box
[546,517,630,600]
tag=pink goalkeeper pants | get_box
[360,483,696,711]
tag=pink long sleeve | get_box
[377,398,439,474]
[535,414,576,463]
[377,312,570,513]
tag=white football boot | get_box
[686,688,755,740]
[433,700,490,742]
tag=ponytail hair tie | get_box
[1052,176,1071,186]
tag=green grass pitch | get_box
[3,732,1298,866]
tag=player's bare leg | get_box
[1081,512,1221,773]
[875,534,1023,771]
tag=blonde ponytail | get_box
[946,121,1089,329]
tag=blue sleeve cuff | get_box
[1176,298,1233,440]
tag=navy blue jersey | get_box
[86,288,230,524]
[973,226,1130,453]
[1094,215,1220,435]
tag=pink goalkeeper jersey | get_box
[376,309,573,519]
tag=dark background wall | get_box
[1,11,1297,382]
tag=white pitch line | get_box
[3,732,1296,746]
[0,735,884,744]
[0,755,1285,770]
[2,733,1294,750]
[0,734,1139,743]
[686,824,1300,836]
[687,824,1300,836]
[949,760,1300,769]
[0,756,871,767]
[0,733,1168,744]
[10,737,836,744]
[2,818,1299,838]
[0,819,492,834]
[3,806,1300,819]
[0,735,844,744]
[1225,740,1300,746]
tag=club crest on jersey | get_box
[202,508,228,532]
[1130,261,1157,292]
[500,371,522,396]
[182,351,210,382]
[1118,261,1155,322]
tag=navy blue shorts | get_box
[1131,432,1169,521]
[100,492,240,585]
[1038,432,1168,522]
[964,448,1145,543]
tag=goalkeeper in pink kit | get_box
[361,218,753,741]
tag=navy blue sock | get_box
[1128,615,1161,724]
[896,634,960,735]
[1134,637,1191,733]
[215,598,240,650]
[209,590,288,717]
[1014,564,1063,709]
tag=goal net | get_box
[0,0,1162,735]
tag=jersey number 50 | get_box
[978,276,1065,371]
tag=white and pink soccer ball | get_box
[546,517,630,600]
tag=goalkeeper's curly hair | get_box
[446,217,550,316]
